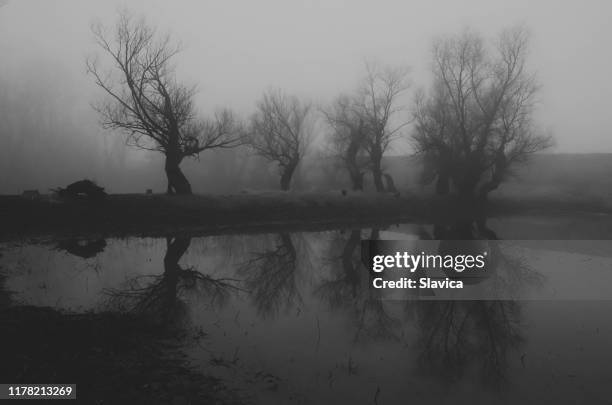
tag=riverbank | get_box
[1,191,610,240]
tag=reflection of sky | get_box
[2,238,164,310]
[506,243,612,300]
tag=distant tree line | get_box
[88,10,552,203]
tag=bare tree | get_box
[356,63,411,192]
[245,89,312,191]
[412,27,553,202]
[324,64,410,193]
[87,11,242,195]
[323,94,369,191]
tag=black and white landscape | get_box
[1,1,611,404]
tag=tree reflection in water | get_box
[411,217,542,386]
[317,228,399,341]
[414,299,523,385]
[237,233,302,318]
[105,236,242,327]
[100,218,543,388]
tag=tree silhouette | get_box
[413,27,552,202]
[87,11,242,195]
[357,63,410,192]
[323,96,369,191]
[245,90,313,190]
[324,63,409,192]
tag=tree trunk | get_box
[432,146,452,195]
[160,236,191,324]
[383,173,398,193]
[372,166,384,192]
[341,230,362,296]
[164,236,191,271]
[477,181,498,204]
[370,149,384,192]
[456,158,483,201]
[477,161,505,204]
[345,124,366,191]
[280,162,297,191]
[165,153,192,195]
[476,217,498,240]
[279,233,296,258]
[346,153,363,191]
[349,167,364,191]
[453,175,478,208]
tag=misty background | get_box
[1,0,611,194]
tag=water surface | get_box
[1,215,611,404]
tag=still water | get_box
[2,215,611,404]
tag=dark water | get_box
[2,215,611,404]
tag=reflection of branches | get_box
[105,236,242,326]
[488,243,544,297]
[317,230,362,306]
[416,300,522,385]
[413,217,538,386]
[434,218,544,292]
[110,270,240,314]
[357,228,400,341]
[317,229,399,341]
[238,233,300,317]
[354,293,399,342]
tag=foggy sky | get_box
[1,0,611,193]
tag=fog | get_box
[1,0,611,194]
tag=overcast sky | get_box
[1,0,611,154]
